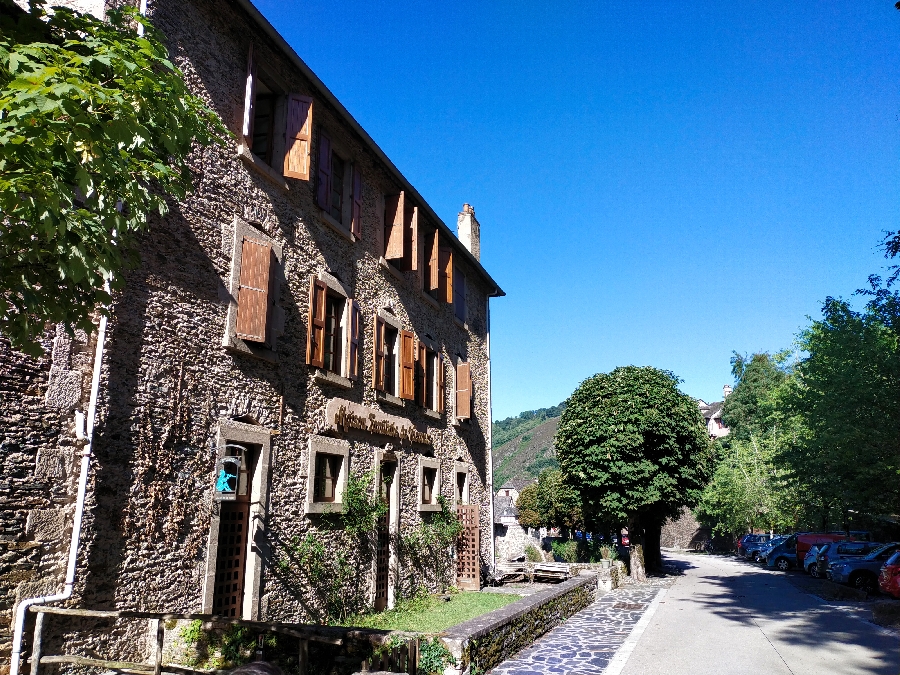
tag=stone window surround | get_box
[311,269,354,389]
[417,455,442,513]
[373,446,402,609]
[305,435,351,514]
[375,307,405,406]
[318,131,358,242]
[453,460,470,506]
[418,334,442,416]
[202,419,274,620]
[222,216,285,363]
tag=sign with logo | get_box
[325,398,432,446]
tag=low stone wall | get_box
[440,575,599,675]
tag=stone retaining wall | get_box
[440,575,599,675]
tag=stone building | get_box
[1,0,503,668]
[698,385,731,439]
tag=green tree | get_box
[722,352,790,442]
[1,1,228,354]
[555,366,713,579]
[513,468,581,532]
[782,285,900,529]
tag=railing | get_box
[24,606,416,675]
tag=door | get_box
[455,504,480,590]
[212,444,255,617]
[374,459,396,611]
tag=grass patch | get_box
[342,591,521,633]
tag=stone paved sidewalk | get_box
[487,582,669,675]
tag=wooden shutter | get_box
[351,167,362,238]
[456,361,471,419]
[399,330,415,400]
[376,193,385,257]
[241,44,257,148]
[453,267,466,321]
[428,229,440,292]
[372,315,386,391]
[403,205,418,272]
[283,94,313,180]
[316,130,332,210]
[384,192,405,260]
[437,353,445,413]
[439,242,453,304]
[306,277,327,368]
[235,238,272,343]
[416,341,427,406]
[347,300,360,380]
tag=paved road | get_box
[621,552,899,675]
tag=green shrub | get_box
[551,539,577,563]
[524,544,543,562]
[417,637,454,675]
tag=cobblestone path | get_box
[488,583,668,675]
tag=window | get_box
[224,218,284,360]
[418,456,441,511]
[314,453,342,503]
[383,192,418,272]
[383,326,398,395]
[307,275,360,380]
[305,436,350,514]
[423,228,440,298]
[241,45,312,180]
[316,130,362,237]
[455,360,472,420]
[373,312,413,400]
[455,469,468,505]
[453,266,466,322]
[416,341,444,413]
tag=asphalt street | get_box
[620,552,899,675]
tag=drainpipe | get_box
[485,300,496,569]
[10,288,110,675]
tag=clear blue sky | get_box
[255,1,900,419]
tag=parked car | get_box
[748,536,786,563]
[830,543,900,591]
[878,551,900,598]
[803,545,822,577]
[767,534,799,571]
[795,532,855,568]
[816,541,882,579]
[738,534,770,558]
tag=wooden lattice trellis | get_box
[455,505,480,590]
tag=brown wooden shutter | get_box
[399,330,415,400]
[306,277,327,368]
[351,167,363,238]
[428,229,440,292]
[437,353,445,413]
[456,361,471,419]
[241,44,257,148]
[439,242,453,304]
[384,192,405,260]
[403,205,418,272]
[283,94,313,180]
[372,315,386,391]
[416,341,427,406]
[347,300,360,380]
[235,238,272,343]
[316,130,332,210]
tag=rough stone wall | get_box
[1,0,499,664]
[0,325,98,670]
[494,523,542,562]
[661,508,704,549]
[441,575,597,675]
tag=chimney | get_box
[457,203,480,261]
[723,385,733,399]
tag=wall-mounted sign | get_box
[214,456,241,501]
[325,398,432,446]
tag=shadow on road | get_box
[665,552,898,674]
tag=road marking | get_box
[602,586,668,675]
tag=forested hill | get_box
[491,404,565,488]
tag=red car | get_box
[878,551,900,598]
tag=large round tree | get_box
[555,366,713,579]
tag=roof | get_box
[493,495,519,524]
[232,0,504,298]
[699,400,724,420]
[498,478,534,491]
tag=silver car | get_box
[804,545,822,577]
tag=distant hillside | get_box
[491,404,564,488]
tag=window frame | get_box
[374,309,406,404]
[418,456,442,513]
[223,217,284,362]
[309,271,358,387]
[453,266,467,324]
[305,435,350,514]
[316,129,361,241]
[453,461,469,506]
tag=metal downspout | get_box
[10,290,110,675]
